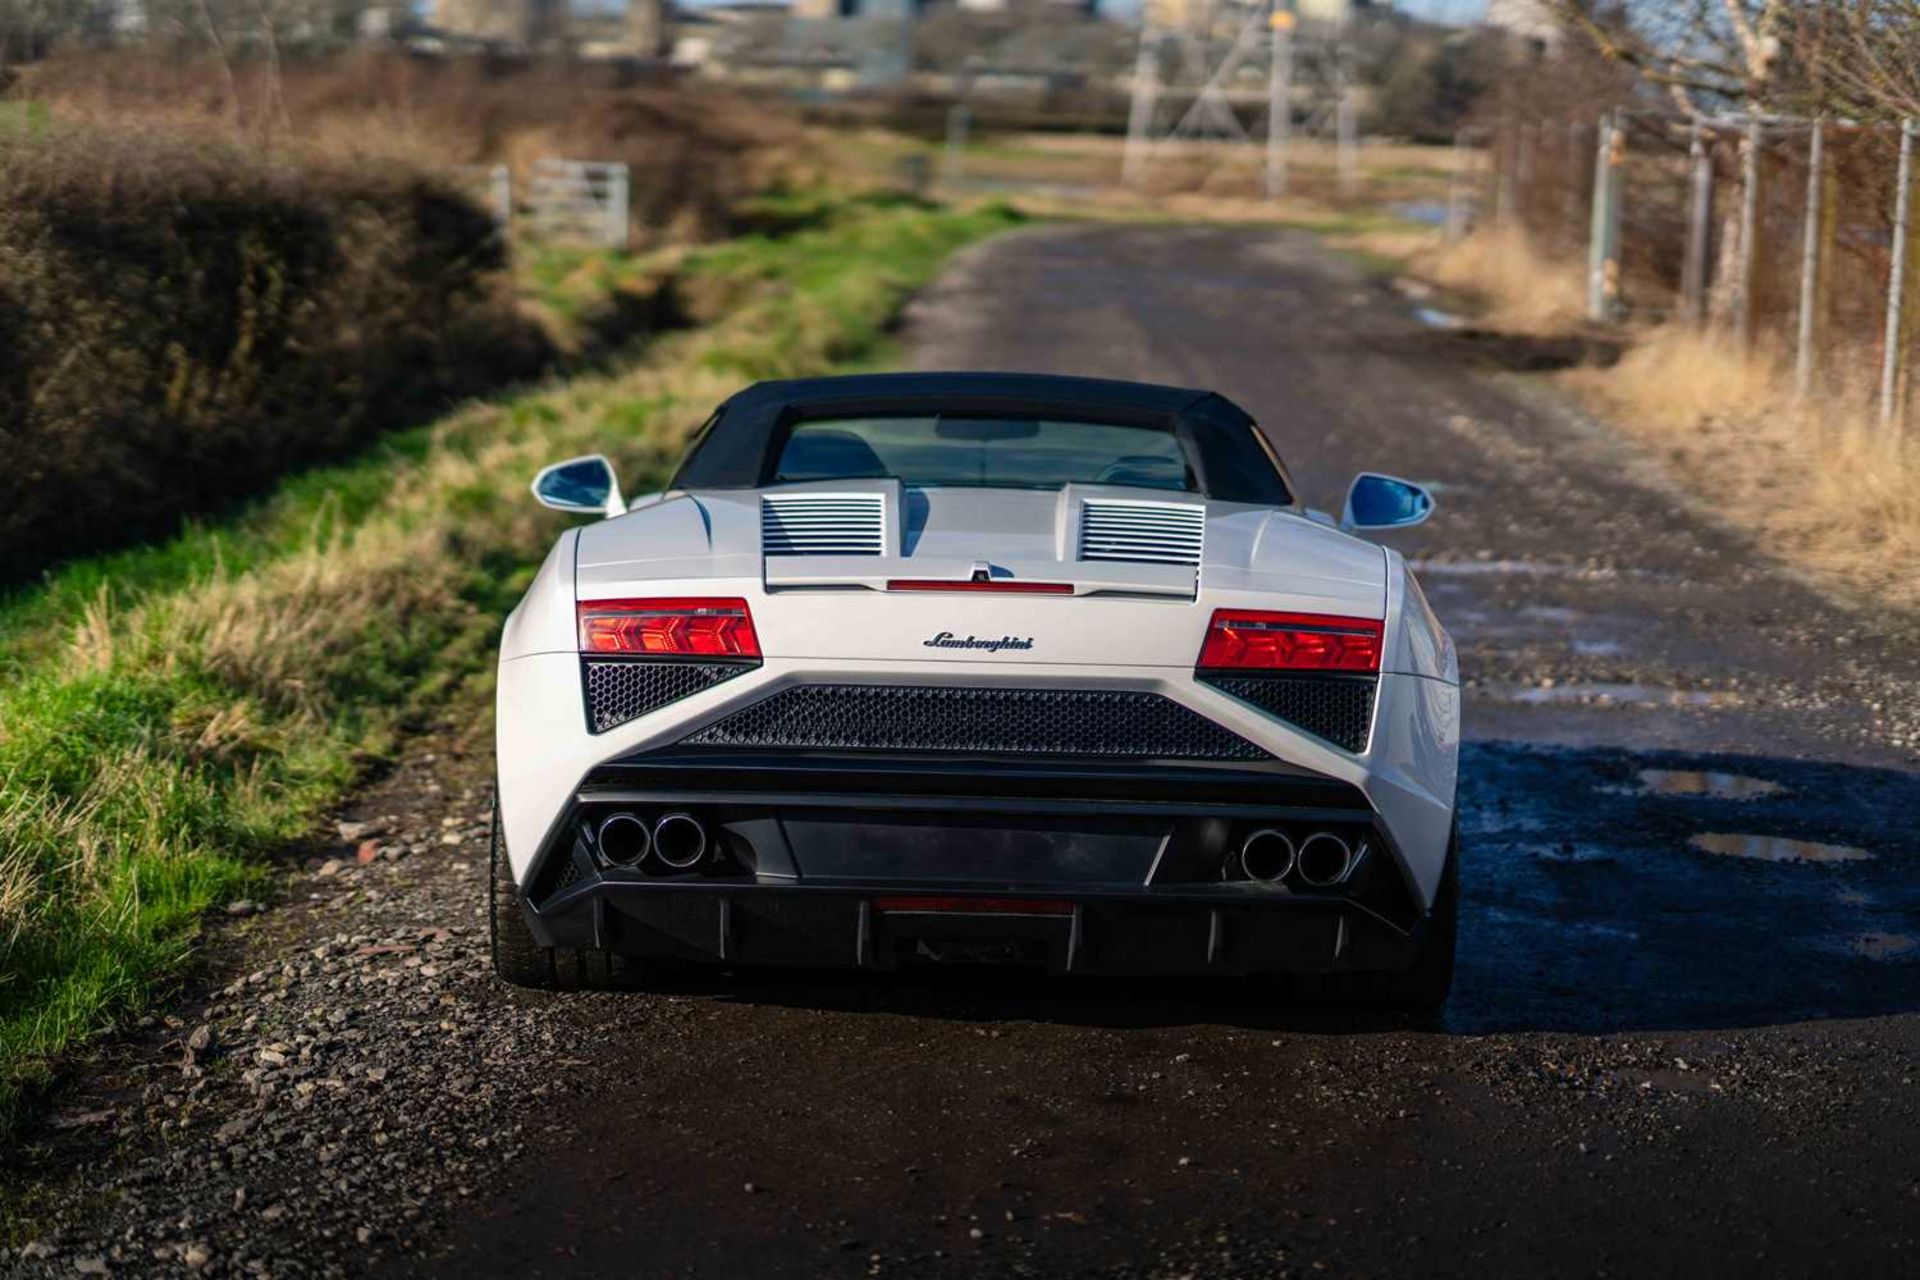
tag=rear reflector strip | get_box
[873,896,1076,916]
[886,580,1075,595]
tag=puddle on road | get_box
[1848,933,1917,960]
[1505,682,1737,708]
[1689,832,1873,863]
[1572,638,1625,657]
[1414,306,1463,330]
[1637,769,1786,801]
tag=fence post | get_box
[1881,121,1915,432]
[1265,7,1294,200]
[490,164,513,231]
[1121,27,1160,189]
[1734,118,1763,350]
[1335,53,1357,199]
[1681,117,1714,327]
[606,163,631,253]
[1794,121,1825,399]
[1587,113,1622,324]
[1445,129,1472,241]
[943,102,971,188]
[1495,119,1516,224]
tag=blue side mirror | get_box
[1341,472,1434,532]
[532,455,625,518]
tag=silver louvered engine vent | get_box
[761,492,886,556]
[1077,499,1205,566]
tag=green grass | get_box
[0,192,1024,1131]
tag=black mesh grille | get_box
[681,685,1270,760]
[584,660,757,734]
[1200,674,1376,753]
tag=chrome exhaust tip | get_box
[652,812,708,870]
[1296,832,1354,887]
[1238,829,1297,883]
[597,813,652,867]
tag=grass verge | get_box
[0,192,1024,1132]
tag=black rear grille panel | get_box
[682,684,1270,760]
[584,659,757,734]
[1200,673,1376,754]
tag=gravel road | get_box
[9,224,1919,1280]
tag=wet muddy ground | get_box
[9,224,1919,1279]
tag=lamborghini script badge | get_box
[923,631,1035,653]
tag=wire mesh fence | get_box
[1475,108,1920,432]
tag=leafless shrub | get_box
[0,123,548,581]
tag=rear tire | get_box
[489,797,560,989]
[489,794,654,991]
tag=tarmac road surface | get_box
[14,224,1920,1280]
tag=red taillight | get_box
[886,579,1074,595]
[1196,609,1383,673]
[577,598,761,658]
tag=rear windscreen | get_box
[771,416,1196,492]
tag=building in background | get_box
[1483,0,1561,48]
[434,0,572,46]
[627,0,670,53]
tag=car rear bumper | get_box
[515,750,1432,977]
[525,881,1427,976]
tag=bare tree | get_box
[1544,1,1796,110]
[1813,1,1920,120]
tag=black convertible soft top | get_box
[667,372,1295,506]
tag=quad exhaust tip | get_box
[1296,831,1354,887]
[597,813,652,867]
[652,812,709,870]
[1238,829,1297,883]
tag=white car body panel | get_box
[496,373,1460,989]
[497,486,1459,906]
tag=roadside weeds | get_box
[1370,224,1920,616]
[0,193,1024,1135]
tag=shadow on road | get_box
[1451,740,1920,1034]
[657,742,1919,1038]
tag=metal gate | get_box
[526,159,631,250]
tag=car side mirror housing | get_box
[1341,472,1434,532]
[532,454,625,518]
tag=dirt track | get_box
[10,225,1920,1279]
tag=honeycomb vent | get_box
[1200,673,1377,754]
[583,659,756,734]
[682,684,1268,760]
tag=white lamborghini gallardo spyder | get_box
[492,373,1460,1006]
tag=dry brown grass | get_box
[1562,327,1920,608]
[1340,223,1920,609]
[1401,224,1589,333]
[0,121,548,581]
[15,50,810,244]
